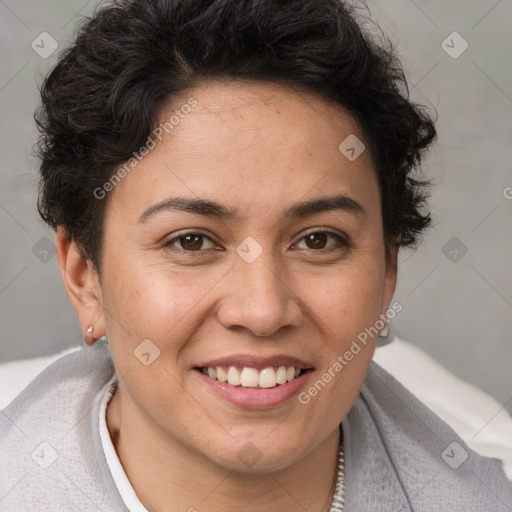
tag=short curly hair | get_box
[36,0,436,269]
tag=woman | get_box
[1,0,511,510]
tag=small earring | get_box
[87,325,94,334]
[376,321,395,347]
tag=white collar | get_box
[98,378,149,512]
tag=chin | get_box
[200,427,314,474]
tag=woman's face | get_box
[89,80,397,471]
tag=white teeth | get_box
[227,366,241,386]
[202,365,306,388]
[276,366,287,385]
[240,367,259,387]
[217,367,228,383]
[259,367,277,388]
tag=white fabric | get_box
[0,347,81,409]
[373,339,512,481]
[1,338,511,482]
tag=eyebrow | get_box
[137,194,365,224]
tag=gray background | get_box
[0,1,511,414]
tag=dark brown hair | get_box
[36,0,436,269]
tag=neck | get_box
[106,388,341,512]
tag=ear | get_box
[380,239,399,318]
[56,226,106,345]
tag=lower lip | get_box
[195,369,312,410]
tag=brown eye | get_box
[305,232,328,249]
[295,231,347,251]
[165,232,218,252]
[179,234,203,251]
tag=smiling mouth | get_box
[195,365,313,389]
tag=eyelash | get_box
[164,229,349,254]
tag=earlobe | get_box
[56,226,106,345]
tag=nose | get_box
[216,255,303,337]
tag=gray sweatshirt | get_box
[1,339,511,511]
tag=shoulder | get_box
[1,339,115,431]
[0,340,125,511]
[342,361,512,511]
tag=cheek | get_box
[295,263,384,433]
[101,256,215,341]
[300,259,386,341]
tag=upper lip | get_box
[196,354,314,370]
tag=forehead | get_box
[105,79,380,225]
